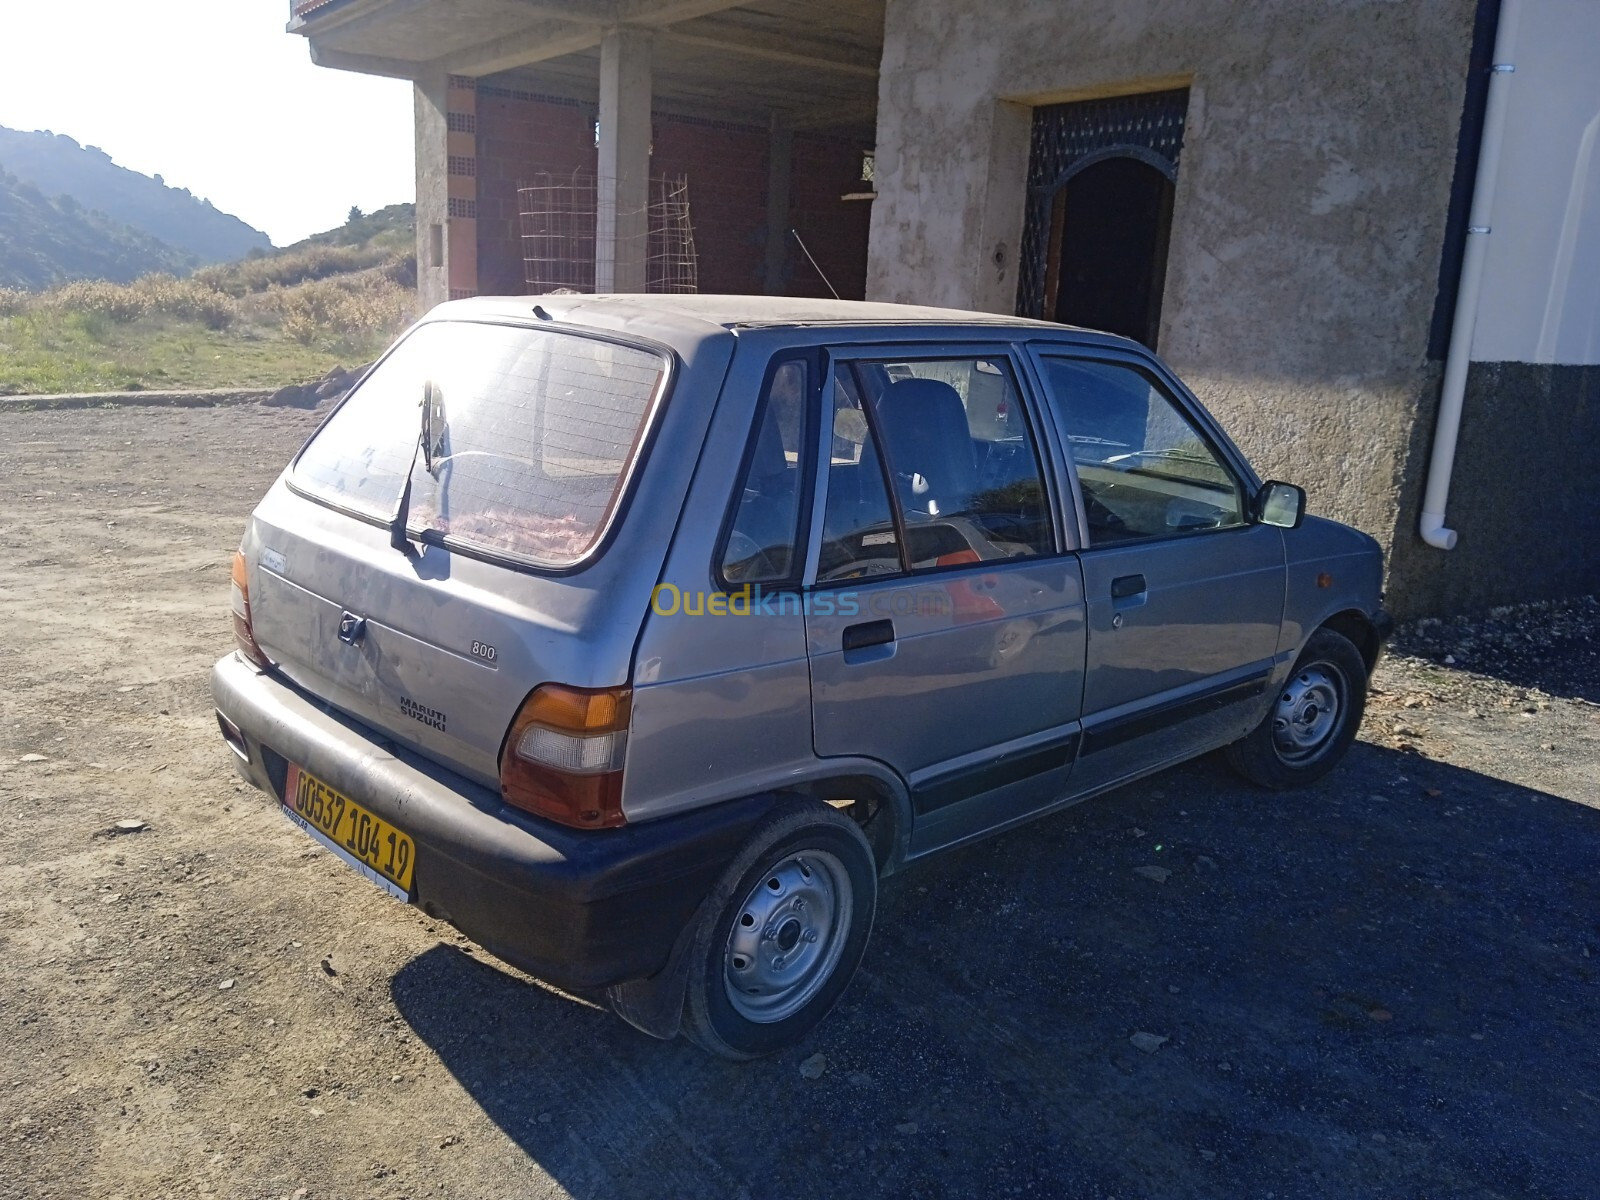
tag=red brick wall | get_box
[650,115,770,295]
[474,87,597,297]
[472,87,871,300]
[788,132,872,301]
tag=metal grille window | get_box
[1016,88,1189,321]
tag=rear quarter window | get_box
[292,320,670,568]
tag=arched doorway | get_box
[1044,154,1176,348]
[1015,88,1189,349]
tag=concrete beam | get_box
[655,30,880,78]
[292,0,409,38]
[596,28,653,293]
[786,100,878,131]
[438,18,607,76]
[308,43,420,79]
[619,0,744,26]
[504,0,614,20]
[435,0,740,78]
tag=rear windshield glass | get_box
[292,320,669,567]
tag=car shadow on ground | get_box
[391,742,1600,1200]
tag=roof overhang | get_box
[292,0,882,133]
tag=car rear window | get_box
[292,320,669,567]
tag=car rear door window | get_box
[292,320,668,568]
[848,356,1053,568]
[1039,357,1245,545]
[721,359,810,586]
[816,363,904,583]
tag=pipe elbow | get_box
[1419,511,1458,551]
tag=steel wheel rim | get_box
[723,850,852,1024]
[1272,662,1344,763]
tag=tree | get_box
[347,205,364,224]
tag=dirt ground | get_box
[2,404,1598,1200]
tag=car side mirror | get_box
[1253,480,1306,529]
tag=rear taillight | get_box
[499,684,631,829]
[230,551,271,668]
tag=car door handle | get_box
[1110,574,1147,600]
[842,619,896,652]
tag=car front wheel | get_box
[1225,627,1368,789]
[681,801,877,1060]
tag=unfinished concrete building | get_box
[289,0,1600,616]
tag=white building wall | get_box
[1472,0,1600,364]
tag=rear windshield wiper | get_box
[390,381,440,556]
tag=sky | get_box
[0,0,416,246]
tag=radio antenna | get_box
[790,228,841,300]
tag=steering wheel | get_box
[1081,488,1127,535]
[723,531,781,582]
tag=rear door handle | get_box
[1110,574,1147,600]
[842,619,896,652]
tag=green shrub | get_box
[0,287,28,317]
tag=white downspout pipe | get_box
[1420,0,1521,550]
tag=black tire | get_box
[1225,627,1368,790]
[681,800,876,1060]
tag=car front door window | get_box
[1039,357,1244,545]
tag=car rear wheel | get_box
[1225,627,1368,789]
[681,801,876,1060]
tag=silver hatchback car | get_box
[213,295,1390,1058]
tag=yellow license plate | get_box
[283,764,415,899]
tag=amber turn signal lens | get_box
[230,551,271,668]
[499,684,632,829]
[517,683,631,734]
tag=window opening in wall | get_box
[1017,87,1189,349]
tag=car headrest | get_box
[875,378,976,511]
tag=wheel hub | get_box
[1272,664,1343,763]
[723,851,852,1024]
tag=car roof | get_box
[427,293,1089,342]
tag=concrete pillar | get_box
[972,100,1033,315]
[415,71,451,312]
[764,117,793,295]
[596,28,652,294]
[414,71,479,311]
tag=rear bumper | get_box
[210,652,767,991]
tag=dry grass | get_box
[195,243,396,297]
[249,270,416,347]
[2,221,419,394]
[1,261,417,394]
[131,274,240,330]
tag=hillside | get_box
[0,204,417,395]
[0,168,195,288]
[0,127,271,264]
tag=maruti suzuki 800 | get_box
[213,295,1390,1058]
